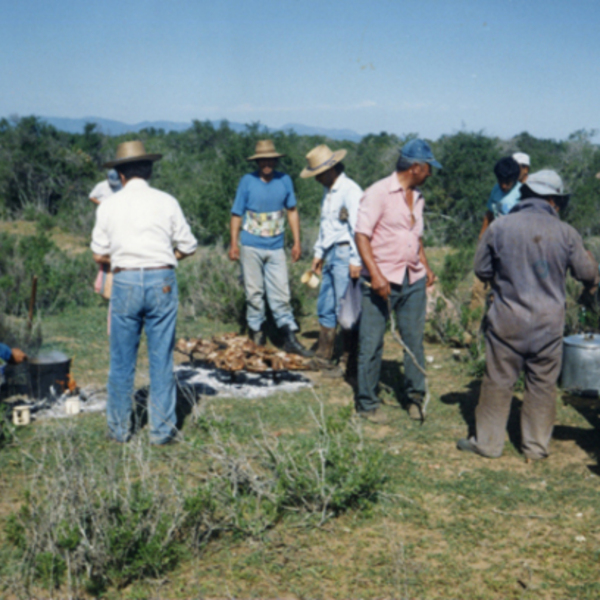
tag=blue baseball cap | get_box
[107,169,122,191]
[401,139,442,169]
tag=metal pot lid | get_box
[29,351,70,365]
[563,334,600,349]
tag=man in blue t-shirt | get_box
[229,140,312,357]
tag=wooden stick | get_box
[27,275,38,332]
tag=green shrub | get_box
[439,246,475,298]
[5,405,386,595]
[178,249,246,325]
[34,551,66,590]
[4,432,185,594]
[0,230,96,317]
[267,406,387,520]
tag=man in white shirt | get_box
[300,145,363,377]
[89,169,122,205]
[91,141,197,444]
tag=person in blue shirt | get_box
[229,140,312,357]
[478,156,522,238]
[0,344,27,365]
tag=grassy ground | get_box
[1,240,599,598]
[1,294,600,599]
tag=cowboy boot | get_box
[281,326,314,358]
[248,328,266,346]
[407,392,425,422]
[311,326,342,377]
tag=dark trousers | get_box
[471,330,562,459]
[356,274,426,412]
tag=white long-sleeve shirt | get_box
[313,172,362,267]
[91,178,197,269]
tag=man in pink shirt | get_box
[355,139,440,422]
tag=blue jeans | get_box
[317,244,352,329]
[240,245,297,332]
[356,274,426,413]
[108,268,178,444]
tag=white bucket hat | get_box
[522,169,569,201]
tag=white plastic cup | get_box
[65,398,80,415]
[13,405,30,426]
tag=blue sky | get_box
[1,0,598,140]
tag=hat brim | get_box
[300,149,347,179]
[103,153,162,168]
[246,152,285,161]
[522,182,570,202]
[426,158,443,170]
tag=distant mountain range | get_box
[40,116,363,143]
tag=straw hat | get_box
[300,144,347,179]
[247,139,285,161]
[103,141,162,168]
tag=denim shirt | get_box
[313,173,363,266]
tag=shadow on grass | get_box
[439,379,480,437]
[379,359,408,408]
[555,393,600,473]
[439,379,524,451]
[131,372,217,435]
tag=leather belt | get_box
[113,265,173,274]
[336,241,350,247]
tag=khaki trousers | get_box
[470,330,563,459]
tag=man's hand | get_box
[425,266,437,288]
[291,242,302,263]
[349,264,362,279]
[229,216,242,262]
[175,248,195,261]
[229,243,240,261]
[93,253,111,265]
[311,257,323,275]
[10,348,27,364]
[371,273,391,301]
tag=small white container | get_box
[13,405,31,426]
[301,270,320,289]
[65,397,80,415]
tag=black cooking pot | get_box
[1,351,71,400]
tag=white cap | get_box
[522,169,568,199]
[512,152,530,167]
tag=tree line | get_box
[1,115,599,247]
